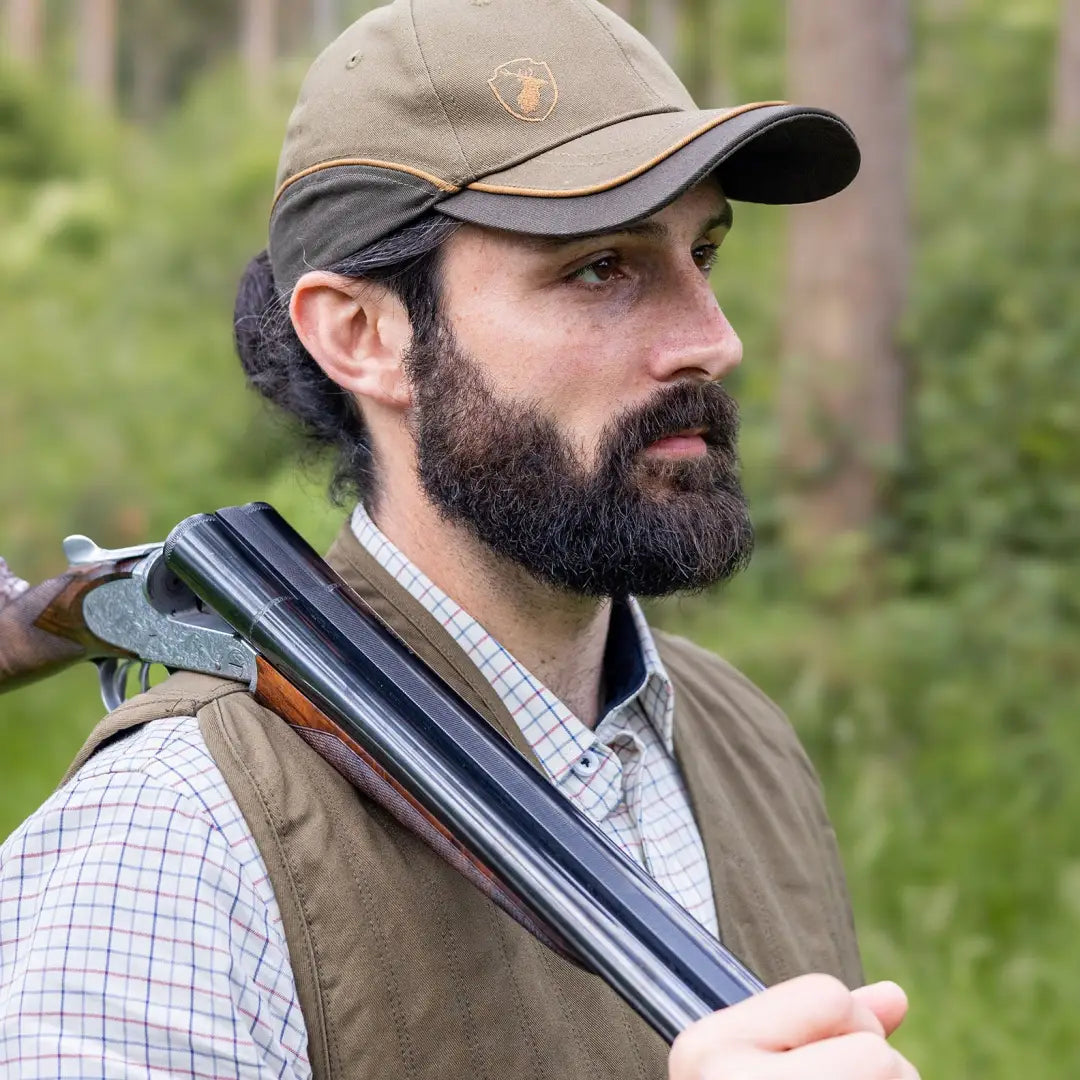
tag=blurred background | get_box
[1,0,1078,1073]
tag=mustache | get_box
[604,380,741,461]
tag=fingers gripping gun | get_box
[0,503,764,1043]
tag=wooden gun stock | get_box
[0,559,135,692]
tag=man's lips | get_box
[644,427,709,456]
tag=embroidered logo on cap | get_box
[488,58,558,122]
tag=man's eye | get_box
[693,242,720,272]
[569,256,621,285]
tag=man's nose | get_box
[647,278,743,384]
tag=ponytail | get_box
[232,214,460,506]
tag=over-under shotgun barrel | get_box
[164,503,764,1043]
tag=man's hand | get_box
[668,974,919,1079]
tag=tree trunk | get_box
[76,0,117,108]
[313,0,340,48]
[683,0,731,106]
[781,0,909,568]
[130,33,170,120]
[279,0,311,58]
[1052,0,1080,151]
[3,0,43,67]
[643,0,680,68]
[241,0,277,93]
[126,0,172,120]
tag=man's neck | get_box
[370,490,612,729]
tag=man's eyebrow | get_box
[519,203,734,251]
[702,204,734,233]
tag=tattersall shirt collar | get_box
[349,500,724,939]
[350,503,677,779]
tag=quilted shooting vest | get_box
[66,521,863,1079]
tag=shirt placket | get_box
[557,742,625,825]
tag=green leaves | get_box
[2,5,1080,1073]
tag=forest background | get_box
[1,0,1079,1075]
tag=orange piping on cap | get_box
[465,101,790,197]
[272,158,460,209]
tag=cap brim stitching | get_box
[465,100,792,197]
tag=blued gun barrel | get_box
[163,503,765,1043]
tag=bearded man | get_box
[0,0,919,1077]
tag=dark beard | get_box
[404,317,754,599]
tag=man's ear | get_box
[290,270,413,409]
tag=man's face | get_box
[404,179,753,599]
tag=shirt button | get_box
[572,749,602,778]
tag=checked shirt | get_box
[0,506,718,1078]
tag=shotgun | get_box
[0,502,764,1043]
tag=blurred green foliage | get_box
[1,1,1078,1076]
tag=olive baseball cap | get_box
[268,0,859,291]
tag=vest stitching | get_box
[615,1001,651,1080]
[286,730,359,1075]
[535,941,593,1072]
[201,696,338,1078]
[665,644,824,985]
[662,645,729,950]
[412,855,494,1080]
[489,915,548,1079]
[332,796,422,1078]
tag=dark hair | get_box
[233,213,461,508]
